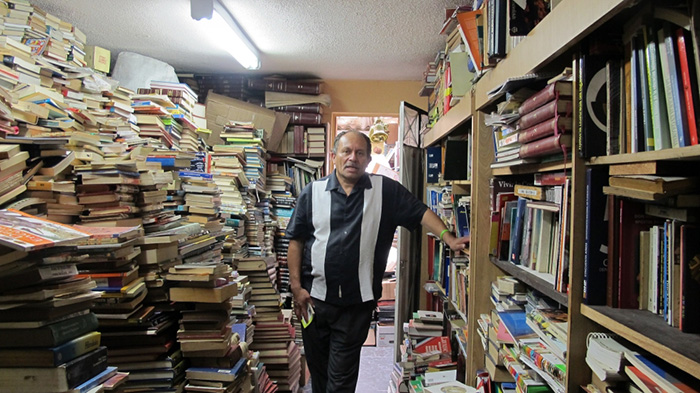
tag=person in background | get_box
[286,130,468,393]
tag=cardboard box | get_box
[377,324,395,347]
[380,278,396,301]
[204,92,290,148]
[84,45,110,73]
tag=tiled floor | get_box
[301,345,395,393]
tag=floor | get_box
[301,345,395,393]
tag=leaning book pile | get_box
[490,78,573,169]
[0,209,126,392]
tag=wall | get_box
[322,80,427,123]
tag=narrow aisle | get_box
[302,345,395,393]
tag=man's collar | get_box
[326,170,373,192]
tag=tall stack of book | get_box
[146,151,194,217]
[75,225,185,392]
[0,209,117,393]
[234,257,281,323]
[166,263,250,392]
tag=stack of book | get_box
[249,354,278,393]
[135,113,172,150]
[0,209,118,392]
[254,339,301,393]
[73,225,146,321]
[397,333,456,392]
[184,356,249,393]
[234,257,282,323]
[490,275,527,312]
[0,144,30,206]
[166,263,248,391]
[180,171,222,232]
[490,78,573,168]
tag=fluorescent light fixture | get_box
[196,1,260,70]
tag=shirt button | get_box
[344,231,348,235]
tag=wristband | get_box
[439,229,450,241]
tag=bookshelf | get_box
[418,0,700,391]
[580,305,700,376]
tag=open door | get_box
[394,101,428,360]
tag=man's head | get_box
[332,130,371,184]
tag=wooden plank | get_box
[581,305,700,377]
[491,257,568,306]
[474,0,633,109]
[423,92,472,147]
[565,94,598,391]
[491,161,572,176]
[466,112,500,379]
[588,144,700,165]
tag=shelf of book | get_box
[423,93,473,147]
[587,144,700,166]
[580,305,700,377]
[474,0,633,109]
[491,160,571,176]
[490,257,568,306]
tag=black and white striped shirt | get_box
[286,171,427,306]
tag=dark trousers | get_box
[302,299,375,393]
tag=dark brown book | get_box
[519,133,572,159]
[247,78,321,95]
[282,111,322,125]
[517,115,572,145]
[518,81,573,116]
[270,103,322,114]
[518,99,572,130]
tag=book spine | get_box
[518,116,571,145]
[64,346,108,390]
[510,197,527,265]
[270,103,322,113]
[518,99,572,130]
[644,25,672,151]
[607,195,619,307]
[518,134,566,159]
[583,168,608,305]
[247,79,321,95]
[282,112,322,126]
[51,331,101,367]
[676,28,699,146]
[518,83,557,116]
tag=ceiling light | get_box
[194,1,260,70]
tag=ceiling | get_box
[30,0,468,81]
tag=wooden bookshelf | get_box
[588,144,700,165]
[422,92,473,147]
[491,160,571,176]
[581,305,700,377]
[490,257,568,306]
[417,0,700,390]
[474,0,633,109]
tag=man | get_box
[286,130,468,393]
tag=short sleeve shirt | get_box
[286,171,428,306]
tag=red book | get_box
[617,199,660,309]
[676,28,699,145]
[518,99,573,130]
[517,115,573,145]
[518,81,573,116]
[518,133,572,159]
[607,195,619,307]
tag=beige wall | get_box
[322,80,427,123]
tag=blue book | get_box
[179,170,213,179]
[509,197,528,264]
[426,146,442,184]
[497,311,535,341]
[70,366,117,393]
[455,200,470,238]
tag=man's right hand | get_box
[292,287,314,321]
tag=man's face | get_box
[332,132,370,183]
